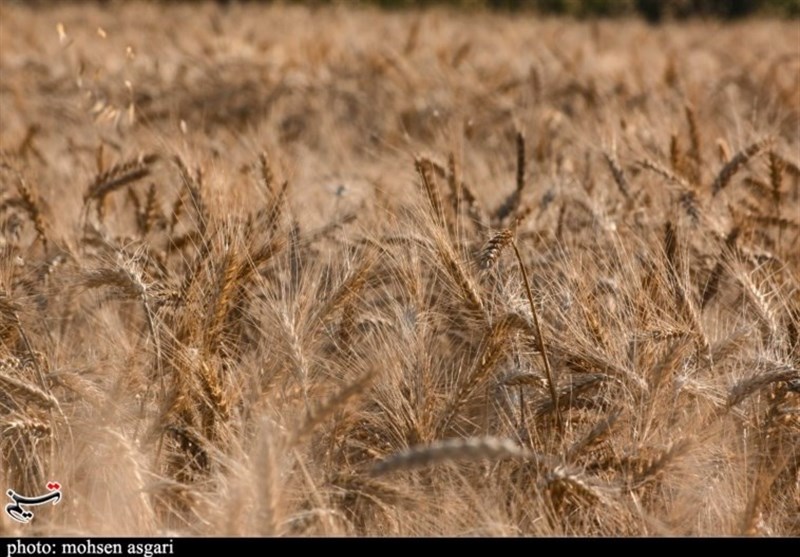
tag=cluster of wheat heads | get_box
[0,2,798,536]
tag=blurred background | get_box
[10,0,800,19]
[356,0,800,19]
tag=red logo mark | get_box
[46,482,60,491]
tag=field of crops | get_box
[0,1,798,536]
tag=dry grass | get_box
[0,1,798,537]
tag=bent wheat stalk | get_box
[479,230,559,427]
[510,239,560,428]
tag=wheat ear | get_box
[371,436,529,476]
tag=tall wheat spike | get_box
[604,151,631,199]
[14,175,48,248]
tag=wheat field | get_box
[0,1,798,536]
